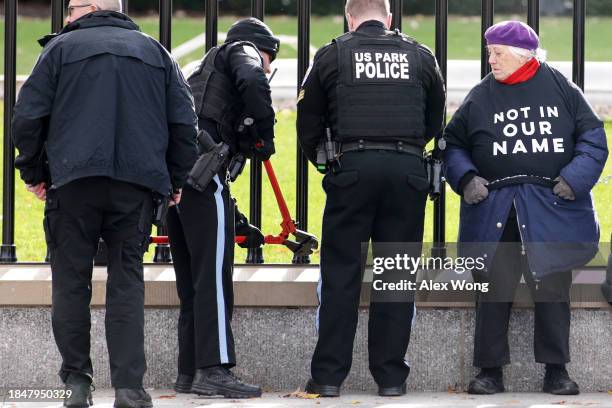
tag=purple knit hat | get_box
[485,20,539,50]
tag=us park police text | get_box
[354,51,410,80]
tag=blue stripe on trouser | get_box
[213,175,229,364]
[315,270,322,333]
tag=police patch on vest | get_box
[352,50,411,83]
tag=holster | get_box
[186,130,231,192]
[152,194,169,228]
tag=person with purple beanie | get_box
[443,21,608,395]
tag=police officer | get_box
[12,0,198,407]
[165,18,279,399]
[297,0,445,397]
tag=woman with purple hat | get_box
[444,21,608,395]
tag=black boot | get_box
[190,366,262,399]
[467,367,505,395]
[304,378,340,397]
[114,388,153,408]
[543,365,580,395]
[378,382,406,397]
[174,374,193,394]
[64,373,94,407]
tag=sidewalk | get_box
[3,390,612,408]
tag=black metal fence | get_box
[0,0,589,264]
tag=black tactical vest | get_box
[332,30,426,144]
[188,41,251,146]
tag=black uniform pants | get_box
[45,177,152,388]
[473,208,572,368]
[312,150,429,388]
[166,176,236,375]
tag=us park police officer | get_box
[166,18,279,399]
[297,0,445,397]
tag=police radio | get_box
[315,127,338,174]
[228,154,246,182]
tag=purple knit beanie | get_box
[485,20,539,50]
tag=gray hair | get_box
[508,45,547,62]
[94,0,122,12]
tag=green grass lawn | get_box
[1,106,610,263]
[0,15,611,75]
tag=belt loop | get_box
[358,139,365,151]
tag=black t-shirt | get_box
[445,63,603,184]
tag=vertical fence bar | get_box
[527,0,539,34]
[159,0,172,50]
[246,0,265,263]
[205,0,218,52]
[572,0,585,90]
[47,0,64,263]
[153,0,173,263]
[433,0,448,256]
[481,0,494,79]
[122,0,128,14]
[51,0,63,32]
[293,0,311,264]
[251,0,264,19]
[1,0,18,262]
[391,0,402,31]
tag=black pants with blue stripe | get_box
[312,151,428,388]
[167,176,236,374]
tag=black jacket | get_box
[297,20,446,165]
[13,11,198,195]
[192,41,275,148]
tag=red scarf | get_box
[500,58,540,85]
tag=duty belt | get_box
[340,140,424,157]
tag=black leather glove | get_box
[235,211,265,249]
[252,138,275,161]
[553,176,575,201]
[463,176,489,205]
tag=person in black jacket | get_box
[297,0,445,398]
[12,0,198,406]
[166,18,279,399]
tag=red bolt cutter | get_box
[151,158,319,258]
